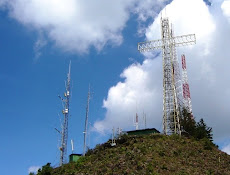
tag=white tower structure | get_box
[138,17,196,135]
[181,54,193,117]
[59,61,71,166]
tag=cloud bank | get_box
[94,0,230,145]
[221,0,230,19]
[94,59,162,133]
[0,0,167,54]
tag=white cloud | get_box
[146,0,216,52]
[221,0,230,18]
[5,0,130,54]
[0,0,166,54]
[94,58,162,133]
[28,166,40,174]
[94,0,230,143]
[33,33,47,60]
[133,0,169,22]
[222,143,230,155]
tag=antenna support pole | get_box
[83,85,91,156]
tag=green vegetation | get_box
[33,163,53,175]
[37,134,230,175]
[33,110,229,174]
[180,108,213,143]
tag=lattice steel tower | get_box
[83,85,91,156]
[181,54,193,117]
[60,61,71,166]
[138,17,196,135]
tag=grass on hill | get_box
[42,134,230,175]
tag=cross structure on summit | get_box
[138,17,196,135]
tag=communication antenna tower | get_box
[83,85,91,156]
[171,25,184,110]
[138,16,196,135]
[134,113,139,130]
[59,61,71,166]
[181,54,193,117]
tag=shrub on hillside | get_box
[37,163,53,175]
[179,108,213,143]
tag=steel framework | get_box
[181,54,193,117]
[60,61,71,166]
[138,17,196,135]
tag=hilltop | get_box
[38,134,230,175]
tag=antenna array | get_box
[181,54,193,117]
[59,61,71,166]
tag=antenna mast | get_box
[71,139,74,153]
[143,111,147,129]
[134,113,139,130]
[181,54,193,117]
[138,17,196,135]
[59,61,71,166]
[83,85,91,156]
[111,127,116,146]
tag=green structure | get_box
[69,154,81,163]
[126,128,160,136]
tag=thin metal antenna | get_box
[134,102,139,130]
[143,111,147,129]
[55,128,61,134]
[59,61,71,166]
[83,84,91,156]
[134,113,139,130]
[71,139,74,154]
[111,127,116,146]
[88,122,92,149]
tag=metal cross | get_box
[138,17,196,135]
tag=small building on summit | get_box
[69,154,82,163]
[125,128,160,136]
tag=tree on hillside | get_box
[179,108,213,142]
[195,118,213,142]
[180,108,196,136]
[37,163,53,175]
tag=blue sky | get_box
[0,12,138,174]
[1,0,230,174]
